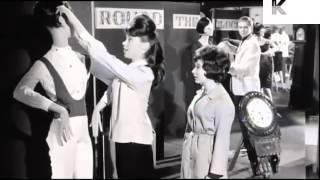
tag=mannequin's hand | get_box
[54,108,73,146]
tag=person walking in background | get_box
[254,23,274,102]
[270,26,284,91]
[287,35,295,81]
[279,26,290,88]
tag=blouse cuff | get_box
[42,100,55,112]
[207,172,223,179]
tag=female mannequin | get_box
[192,17,214,58]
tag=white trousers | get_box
[46,116,93,178]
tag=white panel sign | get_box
[95,7,164,29]
[173,14,200,29]
[214,19,238,31]
[263,0,320,24]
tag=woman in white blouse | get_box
[181,45,235,179]
[56,6,165,178]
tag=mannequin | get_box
[192,17,214,58]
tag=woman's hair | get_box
[263,27,272,39]
[194,46,230,83]
[271,25,280,33]
[33,1,71,28]
[125,14,165,88]
[253,22,264,36]
[196,17,211,34]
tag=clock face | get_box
[246,98,273,128]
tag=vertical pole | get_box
[90,1,105,179]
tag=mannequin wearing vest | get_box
[192,17,214,58]
[13,2,93,178]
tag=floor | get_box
[156,86,319,179]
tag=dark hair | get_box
[33,1,71,28]
[288,34,294,41]
[125,14,165,88]
[263,27,272,39]
[194,46,230,83]
[253,22,264,36]
[196,17,210,34]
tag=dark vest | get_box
[39,57,87,117]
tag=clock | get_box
[239,91,278,136]
[296,27,305,41]
[246,98,274,128]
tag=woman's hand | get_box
[90,109,103,138]
[56,5,76,25]
[56,5,87,40]
[90,91,109,138]
[228,66,236,76]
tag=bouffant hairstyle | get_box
[125,14,165,88]
[263,27,272,40]
[253,22,264,36]
[196,17,211,34]
[194,46,230,83]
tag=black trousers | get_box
[233,95,259,175]
[224,74,259,175]
[115,142,155,179]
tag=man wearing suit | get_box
[226,16,261,176]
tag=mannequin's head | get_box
[33,1,73,39]
[33,1,71,28]
[196,17,214,36]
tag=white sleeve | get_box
[209,102,235,177]
[77,32,153,89]
[233,42,261,77]
[13,61,54,112]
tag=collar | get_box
[129,59,148,67]
[198,35,213,46]
[241,34,252,42]
[196,84,225,101]
[51,45,72,52]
